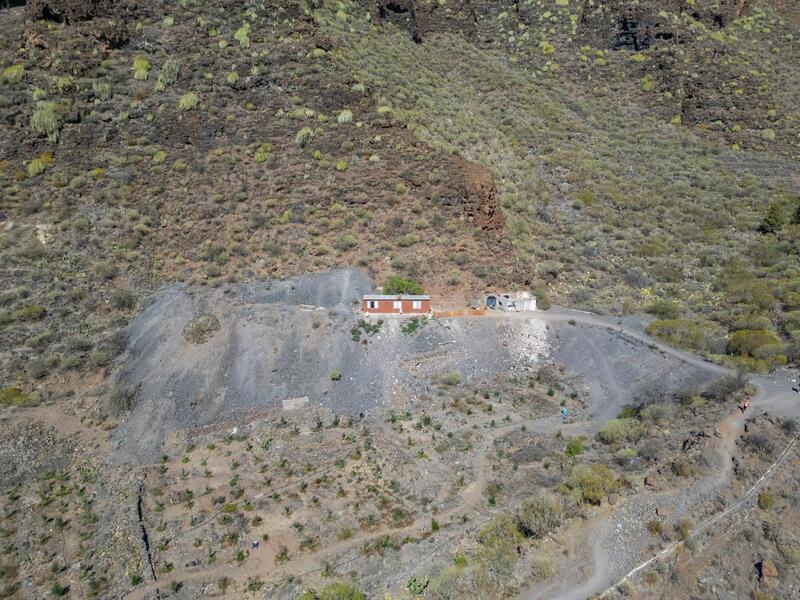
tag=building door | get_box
[393,300,402,313]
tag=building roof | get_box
[363,294,431,301]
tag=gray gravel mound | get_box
[108,270,531,464]
[548,321,717,424]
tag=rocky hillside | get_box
[1,0,799,407]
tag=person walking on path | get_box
[561,402,568,424]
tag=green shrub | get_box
[598,418,643,444]
[614,447,638,466]
[439,372,461,386]
[727,329,782,358]
[676,518,692,540]
[2,64,25,84]
[646,299,682,319]
[13,305,46,322]
[532,285,551,310]
[27,152,53,177]
[178,92,200,111]
[155,59,180,90]
[337,109,353,124]
[645,318,722,353]
[567,463,619,504]
[318,582,365,600]
[296,127,314,147]
[132,56,151,80]
[330,370,342,381]
[234,21,251,49]
[478,513,524,550]
[30,102,61,142]
[0,387,37,406]
[335,234,357,250]
[565,438,584,457]
[92,80,112,101]
[255,143,273,163]
[757,490,774,510]
[780,544,800,565]
[517,494,563,538]
[384,276,423,294]
[336,159,348,171]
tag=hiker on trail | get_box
[561,403,568,423]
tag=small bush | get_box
[567,463,619,504]
[532,285,551,310]
[318,582,365,600]
[703,372,748,401]
[384,276,423,294]
[92,80,112,101]
[330,370,342,381]
[182,314,220,344]
[646,299,682,319]
[295,127,314,147]
[2,64,25,84]
[426,565,472,600]
[234,21,251,49]
[676,518,693,540]
[132,57,151,80]
[337,109,353,124]
[439,372,461,386]
[745,433,775,458]
[598,418,643,444]
[517,494,564,539]
[178,92,200,111]
[565,438,584,457]
[27,152,53,177]
[335,234,357,250]
[646,519,665,537]
[727,329,782,358]
[155,59,180,90]
[757,490,774,510]
[614,447,637,466]
[30,102,61,142]
[0,387,37,406]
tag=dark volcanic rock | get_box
[27,0,117,23]
[579,0,749,50]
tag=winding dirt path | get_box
[517,308,800,600]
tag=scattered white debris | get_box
[35,223,54,245]
[514,319,551,366]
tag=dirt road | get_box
[516,307,800,600]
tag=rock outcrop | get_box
[444,156,504,232]
[27,0,117,23]
[368,0,477,43]
[579,0,749,50]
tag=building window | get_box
[368,301,377,309]
[412,300,422,309]
[393,301,402,310]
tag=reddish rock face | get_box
[446,157,503,231]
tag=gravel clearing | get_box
[109,269,550,463]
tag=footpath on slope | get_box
[520,307,800,600]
